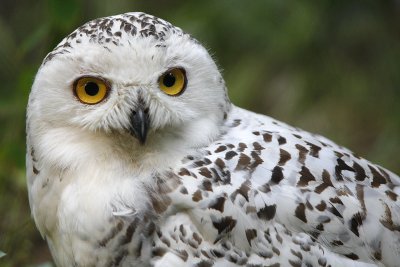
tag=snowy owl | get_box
[26,12,399,267]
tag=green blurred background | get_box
[0,0,399,266]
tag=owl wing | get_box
[151,106,399,267]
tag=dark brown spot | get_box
[318,257,330,267]
[278,136,286,145]
[215,145,227,153]
[152,247,167,257]
[208,196,226,212]
[233,180,251,201]
[293,134,302,139]
[253,142,265,151]
[345,253,359,260]
[350,212,363,237]
[238,142,247,152]
[245,229,257,245]
[295,144,308,165]
[192,232,202,245]
[257,250,273,259]
[193,160,209,167]
[178,168,190,176]
[250,151,264,170]
[257,204,276,221]
[201,180,213,191]
[235,153,251,171]
[192,190,203,202]
[211,249,224,258]
[295,203,307,223]
[278,149,291,166]
[314,170,334,194]
[329,196,343,205]
[196,260,213,267]
[300,243,311,252]
[297,166,316,187]
[369,165,387,187]
[385,190,398,201]
[199,167,212,178]
[289,259,301,267]
[305,141,321,158]
[378,167,393,185]
[215,158,226,169]
[291,249,302,259]
[179,224,187,237]
[225,151,238,160]
[271,166,284,184]
[380,202,400,231]
[353,162,366,181]
[188,239,199,249]
[33,165,39,174]
[315,201,327,211]
[275,231,283,244]
[272,247,280,256]
[334,151,344,158]
[212,216,237,234]
[335,158,355,181]
[263,133,272,142]
[180,186,188,194]
[331,240,343,246]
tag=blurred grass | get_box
[0,0,399,266]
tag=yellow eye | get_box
[73,76,110,104]
[158,68,187,96]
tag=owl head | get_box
[27,12,231,168]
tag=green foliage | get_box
[0,0,399,266]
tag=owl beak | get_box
[129,107,150,144]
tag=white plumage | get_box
[27,12,400,267]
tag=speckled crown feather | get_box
[44,12,185,64]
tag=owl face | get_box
[28,13,230,158]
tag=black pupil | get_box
[163,73,176,87]
[85,82,99,96]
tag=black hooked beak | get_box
[129,107,150,145]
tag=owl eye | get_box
[158,68,187,96]
[73,76,110,104]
